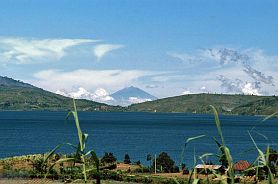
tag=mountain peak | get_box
[111,86,157,106]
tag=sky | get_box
[0,0,278,98]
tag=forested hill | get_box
[0,76,123,111]
[127,93,278,115]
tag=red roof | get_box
[234,160,250,171]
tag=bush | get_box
[2,169,30,178]
[104,163,117,170]
[154,152,175,173]
[172,165,180,173]
[31,157,47,176]
[182,168,189,175]
[61,166,83,180]
[134,160,141,165]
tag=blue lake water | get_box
[0,111,277,167]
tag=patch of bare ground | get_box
[115,163,140,172]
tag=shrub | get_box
[134,160,141,165]
[182,168,189,175]
[172,165,180,173]
[61,166,83,180]
[2,169,30,178]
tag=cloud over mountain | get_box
[56,87,114,103]
[32,69,154,93]
[168,47,277,95]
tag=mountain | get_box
[111,86,157,106]
[0,76,123,111]
[0,76,34,88]
[127,93,278,115]
[55,86,157,106]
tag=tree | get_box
[124,154,131,164]
[146,154,152,169]
[154,152,175,173]
[100,152,117,164]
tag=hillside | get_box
[0,76,123,111]
[127,93,278,115]
[1,76,278,115]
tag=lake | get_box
[0,111,277,167]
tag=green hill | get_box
[0,76,123,111]
[1,76,278,115]
[128,93,278,115]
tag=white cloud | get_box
[182,90,193,95]
[145,84,159,89]
[242,83,261,96]
[169,47,278,68]
[167,47,278,95]
[32,69,153,92]
[56,87,114,103]
[128,97,152,104]
[0,37,98,64]
[93,88,114,102]
[93,44,124,61]
[167,52,201,63]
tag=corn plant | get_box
[31,144,62,178]
[64,99,99,183]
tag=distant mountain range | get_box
[56,86,157,106]
[0,76,123,111]
[1,76,278,115]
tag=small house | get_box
[233,160,250,175]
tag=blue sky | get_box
[0,0,278,98]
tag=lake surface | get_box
[0,111,277,166]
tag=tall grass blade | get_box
[248,131,274,184]
[210,105,234,184]
[180,135,206,166]
[65,99,88,183]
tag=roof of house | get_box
[234,160,250,171]
[195,164,222,170]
